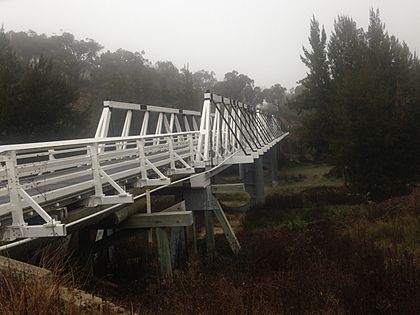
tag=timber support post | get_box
[155,227,173,280]
[204,210,216,259]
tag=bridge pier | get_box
[268,144,279,187]
[242,157,265,207]
[183,183,241,257]
[238,164,244,180]
[183,186,216,258]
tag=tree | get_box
[10,56,81,142]
[180,65,201,110]
[0,28,22,140]
[334,9,420,195]
[296,9,420,196]
[94,49,148,103]
[262,84,287,111]
[292,16,332,158]
[9,31,103,85]
[192,69,217,93]
[213,70,257,104]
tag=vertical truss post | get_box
[174,115,183,141]
[120,109,132,150]
[95,106,112,153]
[223,104,230,155]
[196,98,211,164]
[154,113,164,146]
[140,111,149,136]
[169,113,175,132]
[212,107,221,160]
[192,116,198,131]
[203,99,212,162]
[184,115,191,131]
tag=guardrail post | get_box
[88,142,133,206]
[89,143,104,199]
[188,133,195,165]
[4,151,25,227]
[137,139,147,180]
[167,136,176,172]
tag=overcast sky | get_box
[1,0,420,89]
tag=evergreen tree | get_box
[0,28,22,140]
[295,9,420,196]
[292,16,332,158]
[12,56,81,142]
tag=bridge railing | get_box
[0,131,198,241]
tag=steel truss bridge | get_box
[0,93,288,251]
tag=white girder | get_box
[0,94,287,241]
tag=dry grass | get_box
[0,240,131,315]
[2,164,419,314]
[100,182,420,314]
[0,241,81,315]
[112,222,419,314]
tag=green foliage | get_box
[213,70,255,104]
[292,16,332,157]
[1,28,290,142]
[0,30,82,143]
[0,28,22,138]
[295,10,420,196]
[15,57,81,141]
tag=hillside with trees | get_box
[0,28,288,144]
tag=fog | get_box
[1,0,419,88]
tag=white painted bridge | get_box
[0,93,288,248]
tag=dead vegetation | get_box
[0,164,419,314]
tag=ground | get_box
[1,163,419,314]
[105,163,420,314]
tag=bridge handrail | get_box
[0,131,200,154]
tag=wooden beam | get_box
[212,198,241,254]
[211,183,245,194]
[122,211,193,229]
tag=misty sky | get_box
[1,0,420,89]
